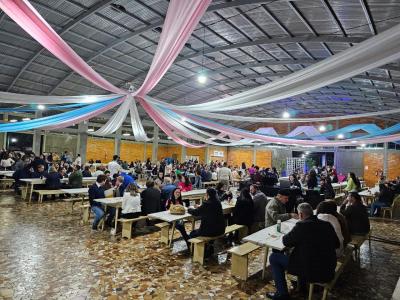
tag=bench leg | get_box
[39,194,43,204]
[193,242,205,265]
[121,221,133,239]
[322,287,328,300]
[231,253,248,280]
[308,283,314,300]
[168,221,176,247]
[238,226,248,240]
[262,246,269,279]
[82,207,90,225]
[160,226,170,245]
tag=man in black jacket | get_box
[340,192,370,235]
[140,179,162,215]
[89,174,109,230]
[267,203,339,300]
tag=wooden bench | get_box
[62,197,87,212]
[0,178,14,190]
[308,246,353,300]
[33,189,64,203]
[228,242,260,280]
[189,224,246,265]
[155,222,170,245]
[80,204,91,225]
[118,215,148,239]
[349,229,372,262]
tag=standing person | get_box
[307,170,318,190]
[108,155,122,177]
[218,162,232,188]
[193,170,202,189]
[267,203,339,300]
[89,175,114,230]
[265,189,298,227]
[74,154,82,166]
[340,192,370,235]
[0,154,14,170]
[250,184,269,232]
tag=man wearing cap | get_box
[265,189,298,227]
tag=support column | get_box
[151,126,159,162]
[253,145,257,165]
[143,142,147,161]
[77,122,88,165]
[181,145,186,162]
[114,127,122,157]
[0,113,8,149]
[383,142,388,177]
[205,146,210,163]
[42,132,47,152]
[32,111,42,154]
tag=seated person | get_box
[345,172,361,192]
[68,165,83,188]
[140,179,162,215]
[340,192,370,235]
[44,166,62,191]
[121,184,141,219]
[370,183,394,216]
[82,165,92,177]
[177,188,225,251]
[250,184,269,232]
[114,176,125,197]
[178,175,192,192]
[233,188,254,232]
[31,164,48,179]
[89,175,115,230]
[265,189,298,227]
[267,203,339,300]
[316,200,344,257]
[215,181,232,202]
[289,174,301,189]
[319,176,335,200]
[193,170,202,189]
[165,187,184,209]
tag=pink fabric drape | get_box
[0,0,125,94]
[135,0,211,96]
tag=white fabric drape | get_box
[147,23,400,112]
[286,126,328,140]
[129,99,151,141]
[93,96,130,135]
[0,92,124,104]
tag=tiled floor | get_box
[1,192,399,300]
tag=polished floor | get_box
[0,192,399,300]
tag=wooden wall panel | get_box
[120,141,145,162]
[186,147,206,162]
[86,137,114,163]
[145,143,152,161]
[227,148,253,167]
[209,146,227,162]
[255,149,272,168]
[363,152,383,187]
[388,152,400,180]
[157,145,169,161]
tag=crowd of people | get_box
[1,149,383,299]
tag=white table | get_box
[182,189,207,198]
[148,210,194,247]
[20,178,46,202]
[61,188,89,211]
[243,218,298,279]
[359,187,379,205]
[0,170,14,177]
[95,197,124,233]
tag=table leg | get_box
[29,183,34,204]
[113,207,119,234]
[169,221,176,247]
[262,246,270,279]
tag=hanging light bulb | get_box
[361,143,366,147]
[282,111,290,118]
[318,125,326,132]
[37,104,46,110]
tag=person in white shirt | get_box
[121,184,142,219]
[74,154,82,166]
[217,162,232,188]
[108,155,122,177]
[316,201,344,257]
[1,155,14,169]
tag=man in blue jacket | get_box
[89,174,114,230]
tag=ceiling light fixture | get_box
[318,125,326,132]
[198,26,207,85]
[351,140,358,144]
[22,117,31,121]
[282,111,290,119]
[197,73,207,84]
[10,138,17,143]
[337,133,344,139]
[87,128,94,132]
[37,104,45,110]
[361,143,366,147]
[9,119,17,123]
[122,132,131,136]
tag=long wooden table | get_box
[243,218,298,279]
